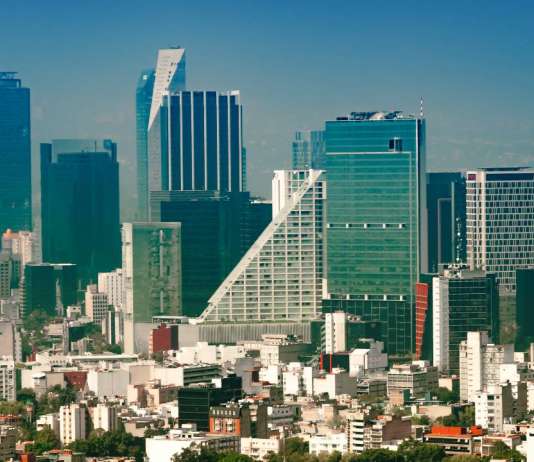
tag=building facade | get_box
[426,172,466,273]
[59,404,86,445]
[324,111,426,355]
[0,72,31,234]
[432,264,499,375]
[97,268,123,309]
[40,140,121,283]
[292,130,325,170]
[84,285,109,323]
[466,168,534,342]
[198,170,325,323]
[148,90,244,199]
[459,331,514,402]
[136,68,156,220]
[122,222,181,354]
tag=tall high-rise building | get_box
[21,263,78,317]
[292,130,325,170]
[22,263,56,316]
[466,168,534,293]
[459,331,513,402]
[151,190,269,317]
[198,170,325,324]
[85,284,109,323]
[40,139,120,283]
[2,229,40,270]
[466,167,534,343]
[60,403,86,445]
[136,69,156,221]
[122,222,182,354]
[432,264,499,375]
[323,111,426,355]
[0,72,31,234]
[148,90,245,198]
[136,48,186,220]
[97,268,123,309]
[426,172,466,273]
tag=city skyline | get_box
[3,0,534,221]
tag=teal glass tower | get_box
[324,111,426,355]
[135,69,155,220]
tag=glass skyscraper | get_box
[0,72,31,234]
[292,130,325,170]
[148,90,245,197]
[136,69,155,221]
[426,172,466,273]
[40,139,121,283]
[137,48,186,221]
[324,111,426,355]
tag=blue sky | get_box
[2,0,534,217]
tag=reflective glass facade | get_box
[324,112,426,354]
[426,172,466,273]
[433,265,498,375]
[292,130,325,170]
[0,73,31,234]
[135,69,155,220]
[149,91,244,197]
[40,140,121,283]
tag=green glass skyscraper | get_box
[324,111,426,355]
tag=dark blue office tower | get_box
[0,72,31,235]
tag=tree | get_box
[434,387,459,403]
[33,427,61,455]
[444,456,481,462]
[17,388,37,404]
[398,439,446,462]
[411,415,430,425]
[490,440,525,462]
[218,453,255,462]
[172,447,218,462]
[352,449,404,462]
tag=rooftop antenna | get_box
[420,96,424,118]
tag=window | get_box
[389,138,403,152]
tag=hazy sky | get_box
[2,0,534,218]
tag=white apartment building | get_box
[324,311,347,354]
[167,342,246,365]
[314,369,358,399]
[466,168,534,294]
[85,285,109,323]
[60,403,86,445]
[282,362,314,396]
[459,331,514,402]
[98,269,124,309]
[309,432,348,455]
[0,359,15,401]
[87,369,129,398]
[240,437,281,461]
[346,412,367,453]
[198,170,325,323]
[475,383,514,433]
[348,341,388,378]
[145,427,238,462]
[91,403,118,432]
[36,413,60,435]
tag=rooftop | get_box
[334,111,417,121]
